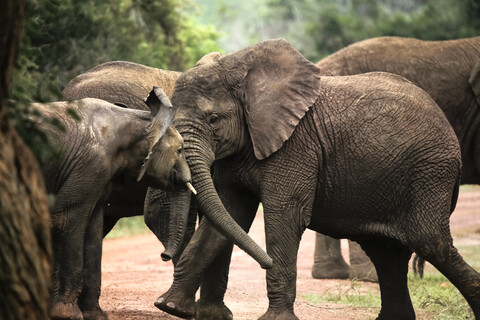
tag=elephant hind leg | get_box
[414,240,480,318]
[358,239,414,320]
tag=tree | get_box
[0,0,52,319]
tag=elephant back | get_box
[62,61,181,110]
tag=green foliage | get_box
[9,0,222,162]
[194,0,480,61]
[11,0,222,103]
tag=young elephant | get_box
[61,62,195,320]
[33,88,193,320]
[62,61,184,238]
[155,39,480,320]
[311,36,480,282]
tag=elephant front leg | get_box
[78,203,108,320]
[195,187,259,320]
[259,207,303,320]
[155,217,222,318]
[51,207,92,320]
[195,243,234,320]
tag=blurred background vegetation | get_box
[11,0,480,104]
[8,0,480,162]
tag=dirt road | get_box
[100,189,480,319]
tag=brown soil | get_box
[100,190,480,320]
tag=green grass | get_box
[303,244,480,319]
[104,216,150,239]
[459,185,480,192]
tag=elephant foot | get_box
[258,309,299,320]
[154,288,196,319]
[195,298,233,320]
[349,261,378,283]
[311,259,349,279]
[81,306,108,320]
[51,301,84,320]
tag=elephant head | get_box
[170,39,320,268]
[137,86,195,261]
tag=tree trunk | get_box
[0,1,52,319]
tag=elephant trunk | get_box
[160,188,191,261]
[183,136,273,269]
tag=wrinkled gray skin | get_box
[62,61,188,240]
[61,63,192,320]
[33,90,193,320]
[61,61,272,320]
[312,36,480,282]
[155,39,480,320]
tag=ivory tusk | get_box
[186,182,197,195]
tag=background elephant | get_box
[61,61,271,320]
[33,89,194,320]
[153,39,480,320]
[311,36,480,283]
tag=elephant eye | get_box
[209,115,218,124]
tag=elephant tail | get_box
[412,169,460,279]
[412,254,425,278]
[449,171,461,216]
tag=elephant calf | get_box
[32,88,193,320]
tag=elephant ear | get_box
[195,52,222,67]
[137,86,173,183]
[239,39,321,160]
[469,60,480,106]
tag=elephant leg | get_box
[195,244,235,320]
[259,206,303,320]
[348,240,378,282]
[78,203,107,320]
[358,239,414,320]
[51,203,95,320]
[156,189,259,320]
[311,233,349,279]
[155,218,225,318]
[196,194,258,320]
[420,244,480,318]
[411,227,480,318]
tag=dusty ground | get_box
[100,189,480,320]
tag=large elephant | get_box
[32,88,194,320]
[152,39,480,320]
[61,61,271,320]
[311,36,480,282]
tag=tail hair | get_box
[412,254,425,278]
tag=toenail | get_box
[166,302,175,308]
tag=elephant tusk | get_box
[186,182,197,195]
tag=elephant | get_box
[311,36,480,283]
[31,88,195,320]
[62,61,184,238]
[61,61,272,320]
[60,62,187,320]
[152,39,480,320]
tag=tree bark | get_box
[0,0,52,319]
